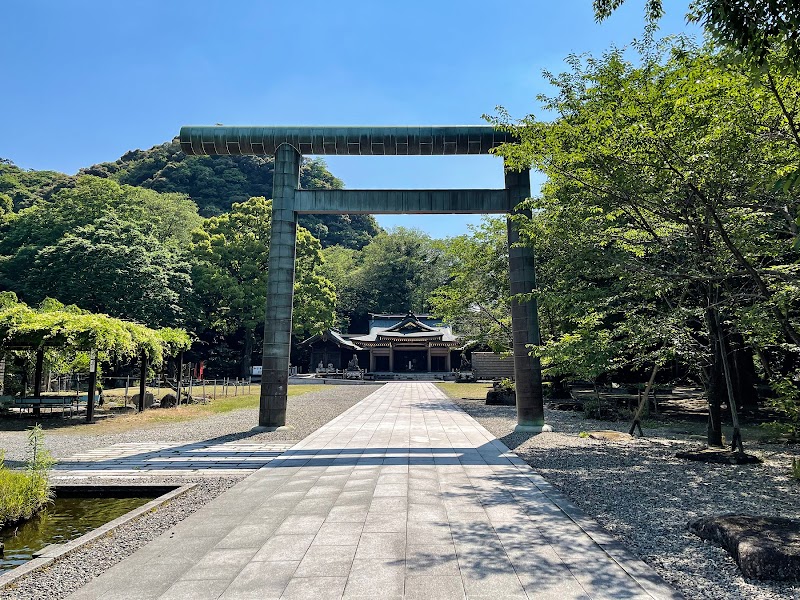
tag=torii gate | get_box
[179,126,548,433]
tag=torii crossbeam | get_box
[179,125,547,432]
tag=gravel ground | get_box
[451,398,800,600]
[0,384,382,599]
[0,385,383,464]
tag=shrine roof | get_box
[300,329,360,350]
[351,312,457,343]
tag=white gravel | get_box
[451,398,800,600]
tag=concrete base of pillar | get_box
[252,425,295,432]
[514,423,553,434]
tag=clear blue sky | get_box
[0,0,698,237]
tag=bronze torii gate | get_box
[179,126,548,433]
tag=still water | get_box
[1,495,153,572]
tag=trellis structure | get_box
[180,125,548,432]
[0,294,190,420]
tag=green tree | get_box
[0,159,73,211]
[491,41,800,445]
[24,216,191,326]
[430,217,511,351]
[330,228,448,332]
[0,193,11,218]
[191,197,336,375]
[593,0,800,72]
[0,176,199,328]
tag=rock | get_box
[130,392,155,409]
[688,514,800,580]
[486,390,515,406]
[160,393,178,408]
[588,430,633,442]
[675,448,762,465]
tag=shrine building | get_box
[302,312,461,373]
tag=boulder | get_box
[688,515,800,580]
[675,448,762,465]
[160,393,178,408]
[588,430,633,442]
[130,392,155,409]
[486,390,515,406]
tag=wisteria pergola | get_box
[0,295,190,420]
[180,126,547,432]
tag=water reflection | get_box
[1,495,153,571]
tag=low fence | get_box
[0,371,258,408]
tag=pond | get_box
[0,485,176,573]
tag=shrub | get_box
[497,378,516,393]
[0,425,54,527]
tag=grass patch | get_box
[1,426,54,527]
[61,385,327,434]
[436,382,492,401]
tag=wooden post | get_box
[0,355,5,396]
[629,365,659,436]
[86,350,97,423]
[33,348,44,418]
[124,375,130,408]
[138,349,147,412]
[715,312,745,453]
[176,351,184,406]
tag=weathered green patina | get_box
[179,125,513,156]
[179,125,547,432]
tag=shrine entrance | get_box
[393,349,427,373]
[179,126,547,432]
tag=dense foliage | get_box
[191,196,336,374]
[594,0,800,72]
[0,159,73,211]
[488,39,800,444]
[430,218,511,352]
[0,177,197,327]
[0,292,190,365]
[322,228,449,332]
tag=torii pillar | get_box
[179,126,549,432]
[260,144,301,427]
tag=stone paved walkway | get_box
[52,441,295,479]
[68,383,679,599]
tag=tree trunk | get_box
[706,307,725,447]
[241,330,254,379]
[549,375,571,399]
[729,331,759,413]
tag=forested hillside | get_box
[0,139,380,376]
[83,140,380,249]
